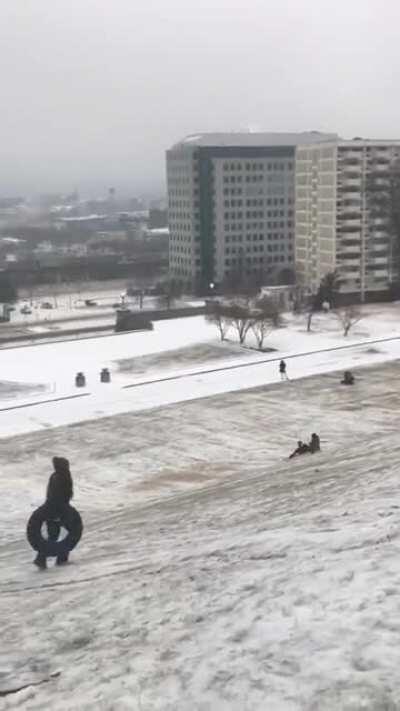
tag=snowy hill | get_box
[1,363,400,709]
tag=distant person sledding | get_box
[341,370,355,386]
[289,433,321,459]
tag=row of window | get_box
[168,212,192,220]
[168,178,192,187]
[225,255,291,266]
[225,243,287,255]
[169,223,192,233]
[168,188,192,196]
[222,162,293,171]
[222,174,291,185]
[224,197,291,207]
[170,246,192,255]
[223,175,262,184]
[225,210,289,221]
[225,234,293,244]
[224,221,292,231]
[222,187,293,197]
[171,257,192,266]
[224,209,290,218]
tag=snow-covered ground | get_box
[1,305,400,437]
[1,363,400,709]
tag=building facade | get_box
[166,132,336,291]
[296,139,400,300]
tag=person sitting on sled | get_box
[33,456,74,570]
[341,370,355,386]
[289,441,310,459]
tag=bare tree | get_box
[205,301,231,341]
[334,306,365,336]
[306,309,315,332]
[251,296,282,349]
[305,296,320,332]
[225,301,253,344]
[156,278,183,310]
[206,295,282,347]
[251,313,272,349]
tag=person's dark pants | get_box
[34,512,69,567]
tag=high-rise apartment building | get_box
[166,132,336,290]
[296,138,400,299]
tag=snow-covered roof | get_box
[172,131,339,149]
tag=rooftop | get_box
[171,131,338,150]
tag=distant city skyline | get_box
[1,0,400,195]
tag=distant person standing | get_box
[279,360,289,381]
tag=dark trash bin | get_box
[75,372,86,387]
[100,368,111,383]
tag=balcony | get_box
[367,257,388,266]
[341,166,362,176]
[369,217,388,227]
[340,232,361,241]
[366,251,389,260]
[337,258,361,267]
[341,188,362,198]
[337,244,361,254]
[340,177,362,187]
[368,163,390,172]
[339,150,363,161]
[369,270,389,278]
[338,211,362,220]
[340,218,362,229]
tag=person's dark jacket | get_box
[310,434,321,453]
[46,457,73,513]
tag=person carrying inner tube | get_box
[33,456,74,570]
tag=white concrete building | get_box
[296,138,400,300]
[166,132,336,291]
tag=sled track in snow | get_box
[2,433,400,595]
[121,332,400,390]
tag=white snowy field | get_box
[1,305,400,437]
[1,364,400,709]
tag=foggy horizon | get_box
[2,0,400,196]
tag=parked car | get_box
[20,306,32,315]
[40,301,53,309]
[84,299,98,307]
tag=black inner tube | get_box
[27,504,83,557]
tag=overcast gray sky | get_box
[1,0,399,197]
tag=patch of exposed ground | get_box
[114,342,248,375]
[0,381,47,400]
